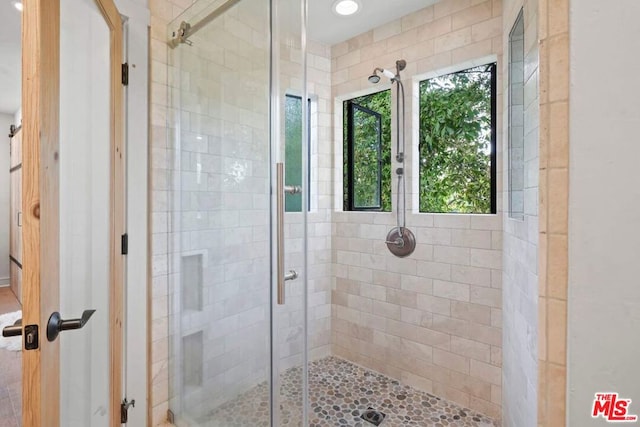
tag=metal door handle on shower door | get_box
[277,162,299,305]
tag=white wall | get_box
[0,112,14,286]
[568,1,640,425]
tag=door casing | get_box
[21,0,125,425]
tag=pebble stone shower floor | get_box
[196,356,499,427]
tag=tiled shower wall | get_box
[330,0,504,419]
[166,3,273,418]
[501,0,539,425]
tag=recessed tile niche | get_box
[181,254,203,311]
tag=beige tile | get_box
[433,348,469,374]
[539,297,547,361]
[538,361,548,424]
[547,363,567,424]
[491,384,502,404]
[434,381,472,408]
[415,326,452,350]
[434,27,473,53]
[538,0,549,41]
[548,168,568,235]
[549,101,569,168]
[547,234,568,299]
[539,169,548,234]
[450,336,491,362]
[451,265,492,287]
[451,301,492,326]
[434,0,473,19]
[452,1,492,30]
[547,299,567,365]
[471,16,502,42]
[432,314,470,337]
[386,288,418,308]
[417,293,452,316]
[547,34,569,103]
[433,280,470,302]
[449,371,492,400]
[490,346,502,367]
[402,6,435,31]
[547,0,569,37]
[417,16,454,43]
[538,233,548,297]
[470,286,502,308]
[469,396,501,419]
[470,359,501,385]
[467,323,501,346]
[417,51,453,73]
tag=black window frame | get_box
[344,100,383,211]
[418,62,497,215]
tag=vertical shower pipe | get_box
[368,61,416,257]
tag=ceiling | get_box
[308,0,440,45]
[0,1,21,115]
[0,1,442,115]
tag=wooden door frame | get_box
[21,0,125,425]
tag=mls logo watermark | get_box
[592,393,638,422]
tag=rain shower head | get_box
[368,73,381,84]
[367,67,396,84]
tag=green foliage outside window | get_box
[419,65,495,213]
[343,64,495,214]
[343,90,392,211]
[285,95,304,212]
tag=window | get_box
[509,12,525,220]
[343,90,391,211]
[418,63,497,214]
[285,94,310,212]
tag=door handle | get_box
[277,163,285,304]
[47,309,96,342]
[2,318,22,337]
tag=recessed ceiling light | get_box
[333,0,360,16]
[13,2,23,12]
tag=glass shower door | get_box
[166,0,308,425]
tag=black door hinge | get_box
[121,233,128,255]
[121,398,135,423]
[122,63,129,86]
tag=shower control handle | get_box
[385,238,405,248]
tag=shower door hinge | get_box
[120,398,135,423]
[121,62,129,86]
[121,233,128,255]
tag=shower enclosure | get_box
[166,0,309,424]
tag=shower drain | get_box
[360,407,386,426]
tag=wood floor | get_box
[0,286,21,427]
[0,287,20,315]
